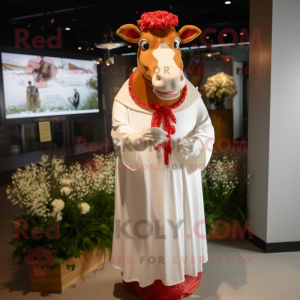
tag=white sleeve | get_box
[111,100,142,171]
[190,97,215,171]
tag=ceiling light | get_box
[199,49,221,57]
[225,1,231,4]
[95,42,126,50]
[65,27,71,31]
[93,58,102,64]
[78,47,82,50]
[121,52,137,56]
[106,60,110,66]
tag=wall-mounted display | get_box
[1,52,99,119]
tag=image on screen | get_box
[1,52,99,119]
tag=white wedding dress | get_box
[111,78,215,287]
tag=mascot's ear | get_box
[178,25,201,44]
[117,24,141,43]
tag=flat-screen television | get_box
[1,52,99,120]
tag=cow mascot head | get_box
[117,10,201,107]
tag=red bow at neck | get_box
[128,72,187,165]
[151,104,176,165]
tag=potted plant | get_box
[204,72,237,109]
[5,152,116,292]
[202,154,254,239]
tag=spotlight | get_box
[91,48,94,50]
[65,27,71,31]
[240,32,244,35]
[223,34,227,37]
[206,36,210,39]
[93,58,102,64]
[78,47,82,50]
[106,60,110,66]
[128,45,132,48]
[225,1,231,4]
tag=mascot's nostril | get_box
[180,74,184,82]
[156,75,161,81]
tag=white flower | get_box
[60,186,71,196]
[78,202,90,214]
[54,211,63,221]
[52,199,65,211]
[60,179,71,186]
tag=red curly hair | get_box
[137,11,178,31]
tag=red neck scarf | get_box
[128,72,187,165]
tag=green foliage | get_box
[80,92,98,110]
[6,104,77,115]
[86,76,98,91]
[208,90,226,109]
[8,190,114,271]
[202,154,253,235]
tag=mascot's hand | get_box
[178,137,202,160]
[125,127,169,151]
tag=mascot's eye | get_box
[140,40,149,51]
[174,39,180,49]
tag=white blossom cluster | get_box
[6,152,117,221]
[90,152,116,194]
[204,72,237,99]
[51,199,65,220]
[202,155,254,195]
[6,154,52,218]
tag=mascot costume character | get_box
[111,11,215,300]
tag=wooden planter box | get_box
[28,246,111,292]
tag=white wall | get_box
[267,0,300,243]
[248,0,300,244]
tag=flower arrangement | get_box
[6,149,254,268]
[204,72,237,109]
[137,11,178,30]
[202,154,254,235]
[6,152,116,271]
